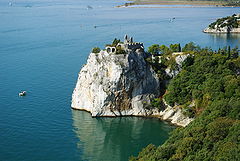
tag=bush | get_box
[92,47,100,53]
[116,45,126,54]
[170,43,181,52]
[112,38,121,47]
[150,98,165,110]
[182,42,200,52]
[148,44,160,55]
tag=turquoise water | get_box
[0,0,239,160]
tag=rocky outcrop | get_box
[203,27,240,34]
[160,53,194,127]
[159,100,194,127]
[71,36,194,127]
[203,14,240,34]
[165,53,190,78]
[71,48,161,117]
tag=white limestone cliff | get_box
[165,53,190,78]
[203,27,240,34]
[71,36,194,127]
[72,49,161,117]
[159,100,194,127]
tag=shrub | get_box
[92,47,100,53]
[148,44,160,55]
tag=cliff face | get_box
[71,50,161,116]
[71,36,194,127]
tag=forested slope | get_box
[130,45,240,161]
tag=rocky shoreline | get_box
[116,1,235,8]
[203,27,240,34]
[71,105,193,127]
[203,14,240,34]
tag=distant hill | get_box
[121,0,240,7]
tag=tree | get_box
[227,46,231,59]
[178,43,181,52]
[116,45,126,54]
[231,47,239,59]
[92,47,100,53]
[170,43,181,52]
[182,42,200,52]
[112,38,120,47]
[132,48,240,161]
[148,44,160,55]
[159,45,171,55]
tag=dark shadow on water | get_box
[71,110,175,161]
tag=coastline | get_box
[203,30,240,34]
[71,107,183,127]
[71,106,192,127]
[116,1,239,8]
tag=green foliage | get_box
[170,43,181,52]
[145,56,169,81]
[112,38,121,47]
[148,44,173,55]
[182,55,194,68]
[105,38,121,48]
[131,45,240,161]
[159,45,172,55]
[116,45,126,54]
[164,53,240,116]
[148,44,160,55]
[209,14,240,29]
[223,1,240,6]
[150,98,165,110]
[92,47,100,53]
[182,42,200,52]
[163,57,178,71]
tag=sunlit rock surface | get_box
[72,36,160,116]
[72,36,193,127]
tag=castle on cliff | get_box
[105,35,144,54]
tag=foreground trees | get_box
[131,44,240,161]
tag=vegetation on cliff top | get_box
[146,42,200,79]
[209,14,240,29]
[130,44,240,161]
[92,47,101,53]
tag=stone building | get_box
[105,35,144,54]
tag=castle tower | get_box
[130,37,133,43]
[124,35,128,44]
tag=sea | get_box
[0,0,239,160]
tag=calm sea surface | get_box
[0,0,239,160]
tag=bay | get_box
[0,0,239,160]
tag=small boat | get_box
[24,4,32,8]
[87,5,93,10]
[19,91,26,96]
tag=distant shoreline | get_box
[116,1,240,8]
